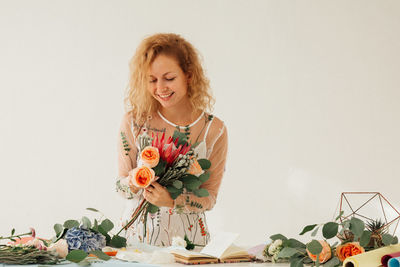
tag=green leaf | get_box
[299,224,317,235]
[64,220,80,229]
[342,220,351,229]
[166,185,183,199]
[100,219,114,233]
[359,231,372,247]
[277,247,299,258]
[173,180,183,189]
[198,172,210,183]
[110,235,127,248]
[306,240,322,255]
[311,226,319,237]
[270,234,287,241]
[193,188,209,197]
[86,208,99,212]
[323,257,340,267]
[11,228,15,236]
[290,258,304,267]
[104,233,111,245]
[335,211,344,221]
[172,130,189,146]
[92,219,99,232]
[197,159,211,170]
[285,238,306,248]
[82,216,91,229]
[349,217,365,238]
[54,224,63,236]
[182,175,202,191]
[392,236,398,244]
[382,234,394,246]
[147,204,159,214]
[66,250,88,263]
[322,222,339,239]
[153,160,167,177]
[89,250,111,261]
[184,235,195,250]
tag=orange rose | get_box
[140,146,160,168]
[188,158,204,176]
[336,242,365,262]
[129,166,155,188]
[306,240,332,263]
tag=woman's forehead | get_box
[149,55,182,76]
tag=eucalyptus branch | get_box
[0,231,32,241]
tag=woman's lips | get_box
[157,92,174,101]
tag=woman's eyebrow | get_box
[149,72,175,77]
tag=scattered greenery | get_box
[268,215,398,267]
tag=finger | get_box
[151,182,162,189]
[143,190,152,201]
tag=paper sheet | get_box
[343,244,400,267]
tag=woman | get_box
[116,33,228,247]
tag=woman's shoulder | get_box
[205,113,227,140]
[120,110,143,134]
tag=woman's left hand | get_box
[143,182,174,208]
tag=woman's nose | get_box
[156,80,167,91]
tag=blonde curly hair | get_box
[125,33,214,124]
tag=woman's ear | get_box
[186,72,192,83]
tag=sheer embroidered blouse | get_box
[116,111,228,247]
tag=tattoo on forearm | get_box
[133,122,166,133]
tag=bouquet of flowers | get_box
[117,130,211,235]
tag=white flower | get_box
[171,236,187,248]
[273,239,283,247]
[266,239,283,263]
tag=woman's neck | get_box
[158,104,202,126]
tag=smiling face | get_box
[147,54,190,110]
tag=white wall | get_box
[1,0,400,246]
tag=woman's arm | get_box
[116,112,141,199]
[173,122,228,213]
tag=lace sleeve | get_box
[116,112,140,199]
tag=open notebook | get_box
[171,232,253,264]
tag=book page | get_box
[220,244,248,259]
[200,232,239,259]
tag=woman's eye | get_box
[165,77,175,81]
[150,80,156,83]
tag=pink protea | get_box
[152,133,191,166]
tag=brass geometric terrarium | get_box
[337,192,400,243]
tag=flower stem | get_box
[0,232,32,241]
[116,200,148,236]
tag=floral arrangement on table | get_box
[116,129,212,236]
[263,212,398,266]
[0,208,126,265]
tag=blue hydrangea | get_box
[65,227,106,252]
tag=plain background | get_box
[1,0,400,246]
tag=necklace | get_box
[157,110,204,129]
